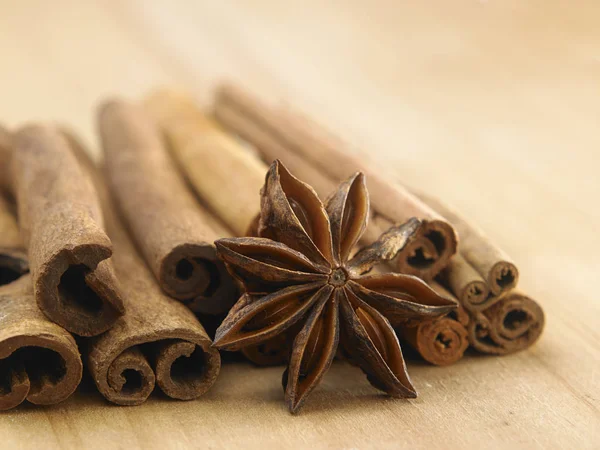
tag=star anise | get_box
[214,161,456,413]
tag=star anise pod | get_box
[214,161,456,413]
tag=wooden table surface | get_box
[1,1,599,448]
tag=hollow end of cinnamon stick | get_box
[154,339,218,400]
[0,276,83,410]
[401,316,469,366]
[460,280,490,310]
[398,282,469,366]
[468,291,544,355]
[90,332,221,406]
[488,260,519,296]
[105,346,155,406]
[160,243,215,300]
[34,241,125,337]
[397,219,458,281]
[438,253,491,311]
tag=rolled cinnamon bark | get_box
[0,125,13,192]
[0,276,83,410]
[143,90,266,237]
[396,282,469,366]
[214,85,458,280]
[437,253,490,312]
[10,125,124,336]
[0,128,28,284]
[98,99,236,315]
[417,193,519,297]
[0,194,28,285]
[72,131,221,406]
[467,290,544,355]
[1,195,82,410]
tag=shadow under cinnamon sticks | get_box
[69,130,221,406]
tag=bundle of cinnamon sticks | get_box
[144,85,544,366]
[0,82,544,412]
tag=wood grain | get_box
[0,0,598,448]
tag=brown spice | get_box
[98,99,236,315]
[438,253,490,312]
[0,127,29,284]
[214,161,456,413]
[144,92,294,366]
[213,84,458,281]
[396,282,469,366]
[407,195,544,353]
[72,130,221,406]
[144,92,456,368]
[0,125,14,192]
[0,276,83,411]
[0,195,28,285]
[467,290,544,355]
[418,193,519,298]
[144,89,266,237]
[0,189,81,410]
[10,125,124,336]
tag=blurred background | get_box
[1,2,599,447]
[1,0,598,289]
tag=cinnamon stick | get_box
[143,92,429,366]
[144,91,393,248]
[0,196,82,410]
[393,282,469,366]
[211,96,396,246]
[10,125,124,336]
[71,130,221,406]
[418,193,519,297]
[0,276,83,410]
[467,290,544,355]
[144,89,266,237]
[213,84,458,280]
[437,253,490,312]
[98,99,237,315]
[0,195,28,285]
[144,92,296,366]
[0,125,13,192]
[0,127,29,284]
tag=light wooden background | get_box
[1,1,598,449]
